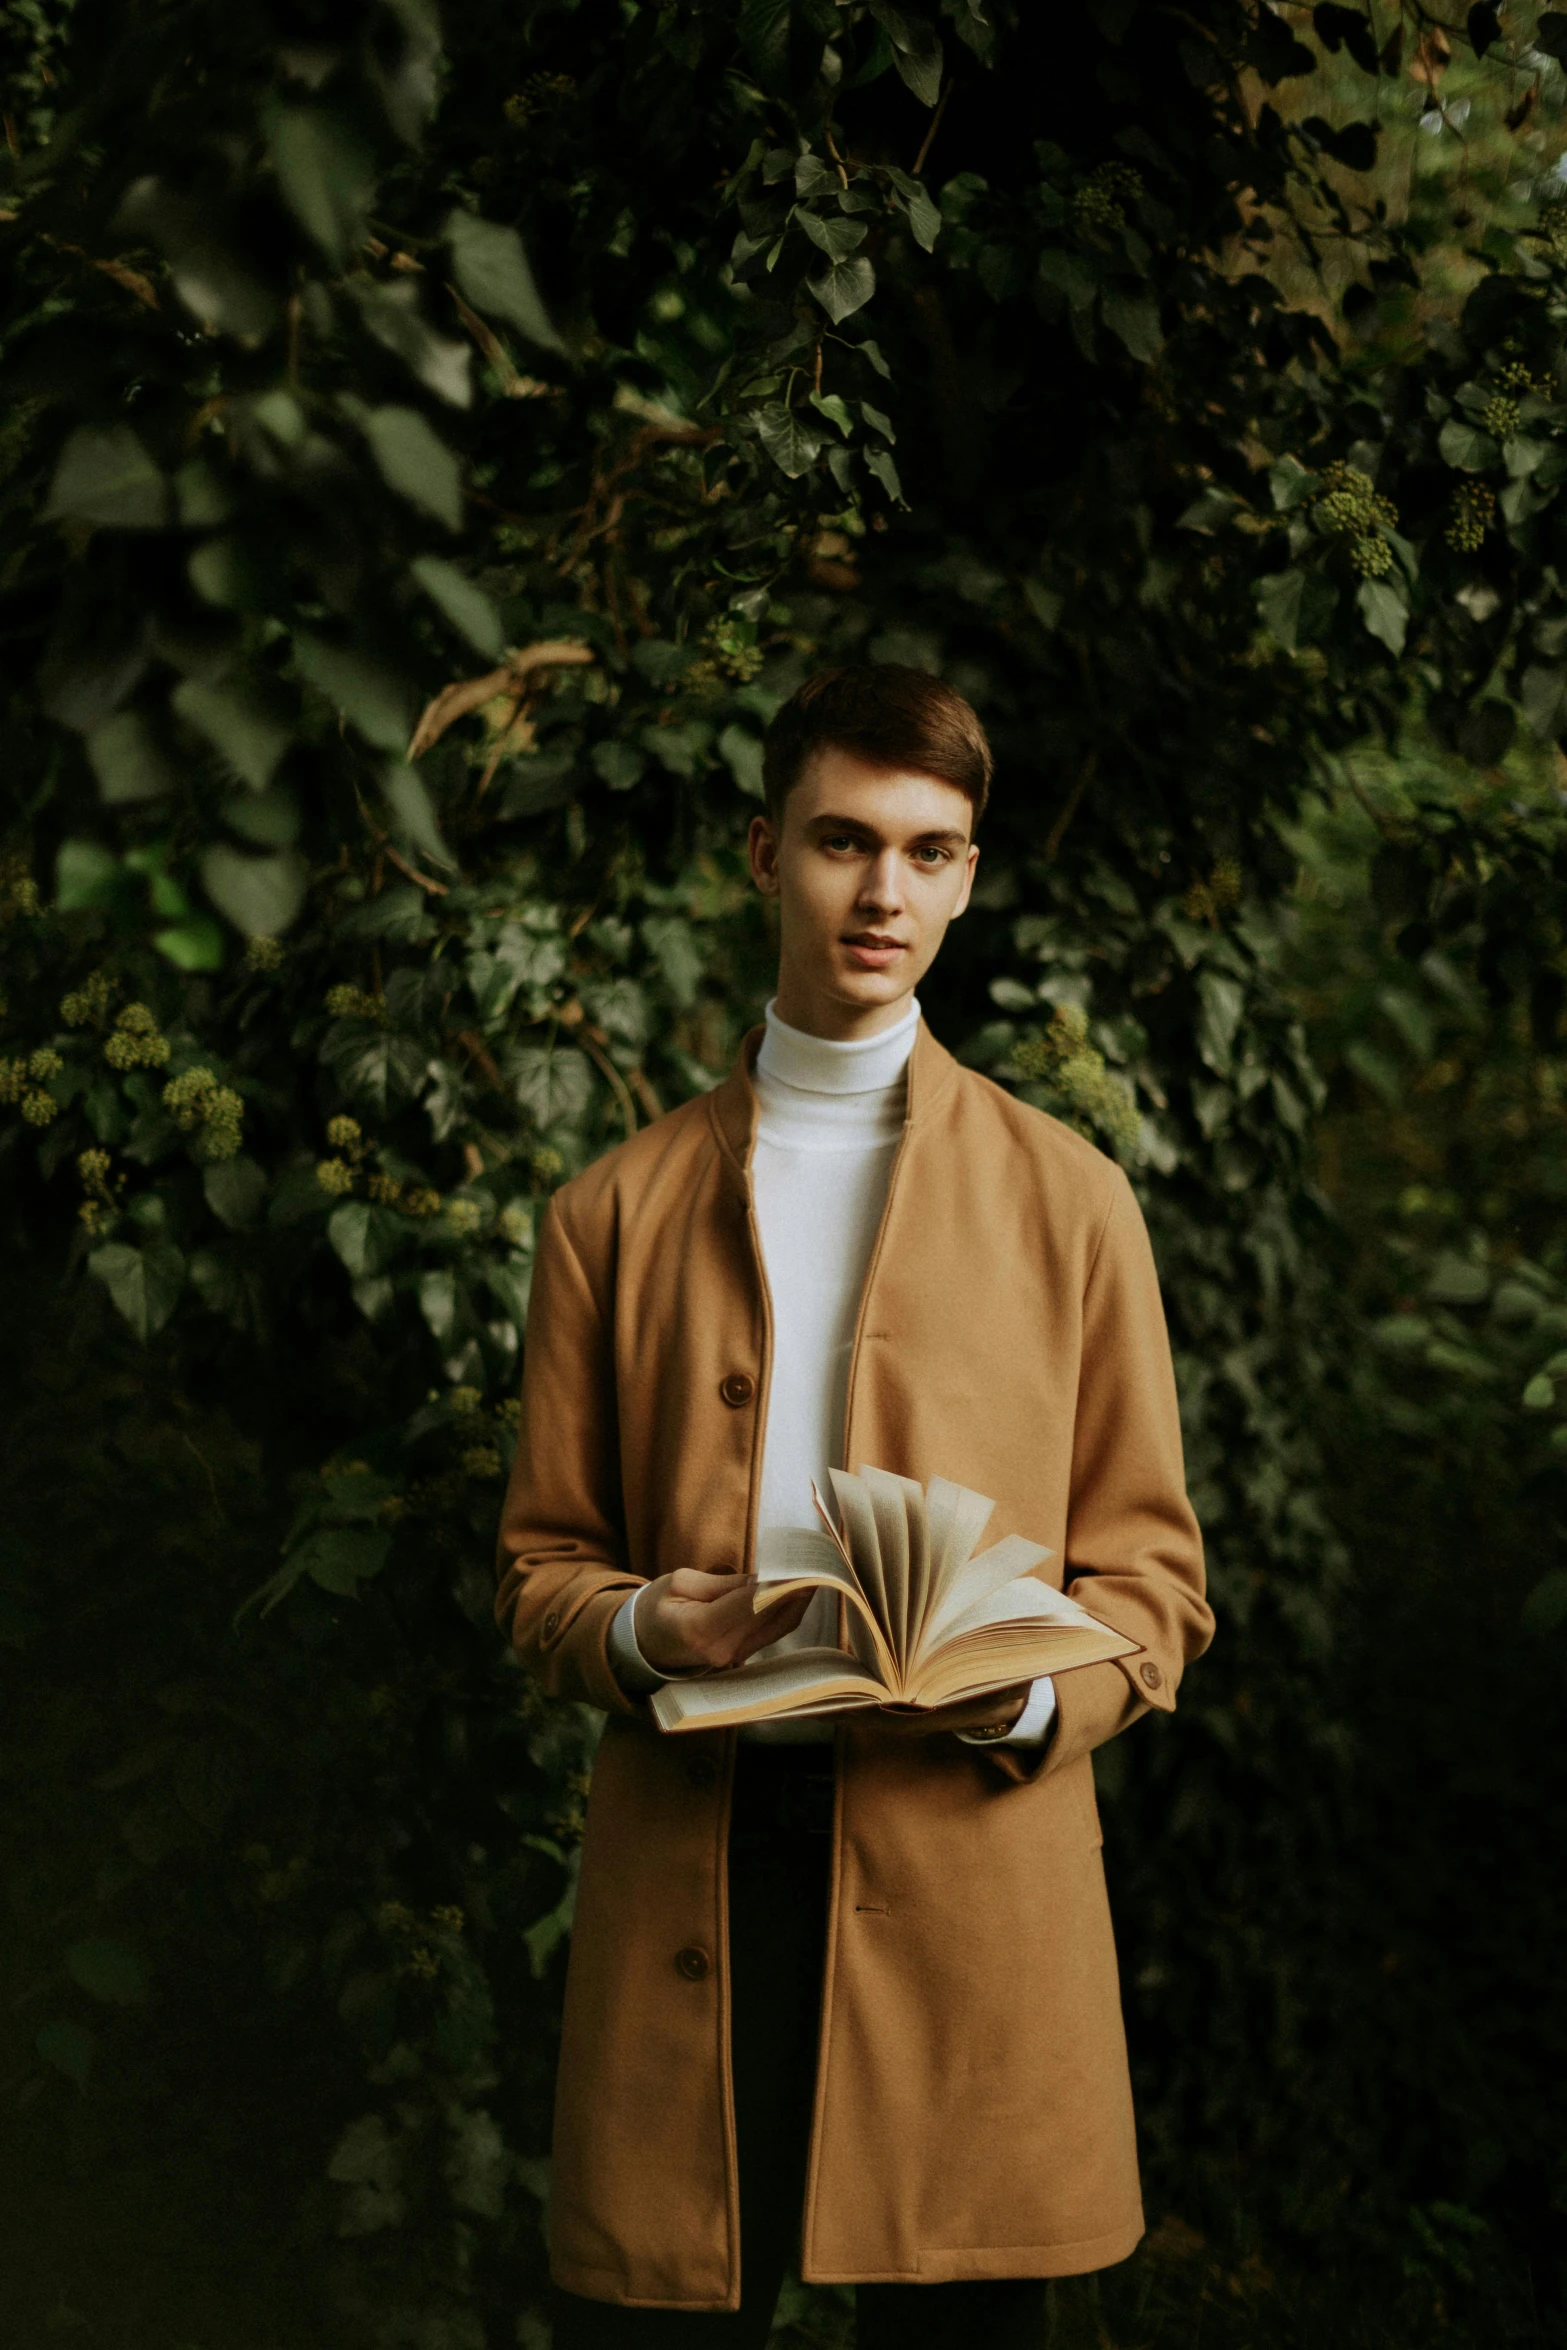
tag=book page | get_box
[906,1616,1137,1708]
[650,1647,889,1733]
[917,1536,1055,1654]
[923,1475,998,1613]
[861,1465,921,1672]
[752,1522,900,1687]
[827,1467,890,1630]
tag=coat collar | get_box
[706,1015,960,1195]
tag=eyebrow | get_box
[808,815,970,847]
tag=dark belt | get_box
[731,1743,837,1839]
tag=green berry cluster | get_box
[1350,534,1393,578]
[78,1147,121,1239]
[244,936,284,974]
[1481,395,1519,444]
[61,971,113,1026]
[1541,201,1567,266]
[0,851,40,922]
[1494,360,1538,396]
[1446,481,1495,554]
[2,1046,64,1125]
[324,984,387,1023]
[1313,461,1398,579]
[1009,1004,1141,1158]
[443,1196,483,1239]
[1073,161,1144,235]
[162,1066,244,1160]
[104,1003,170,1070]
[1182,859,1244,925]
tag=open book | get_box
[649,1465,1138,1734]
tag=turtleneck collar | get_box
[755,997,920,1098]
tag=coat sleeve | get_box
[494,1194,643,1715]
[993,1166,1212,1785]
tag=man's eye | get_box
[913,846,950,865]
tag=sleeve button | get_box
[719,1373,755,1408]
[1139,1661,1163,1691]
[675,1945,711,1981]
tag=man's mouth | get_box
[841,932,906,968]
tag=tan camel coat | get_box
[495,1021,1211,2307]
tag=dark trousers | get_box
[553,1745,1049,2350]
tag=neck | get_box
[769,975,920,1043]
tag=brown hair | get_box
[760,664,992,826]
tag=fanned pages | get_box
[649,1466,1140,1734]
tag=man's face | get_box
[747,745,979,1039]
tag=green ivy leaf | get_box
[591,740,646,792]
[411,556,504,658]
[757,404,824,478]
[1255,566,1337,651]
[1438,418,1498,472]
[328,1201,407,1279]
[383,760,455,871]
[863,445,905,504]
[361,406,464,531]
[204,1155,268,1229]
[66,1936,148,2005]
[270,107,375,268]
[798,212,868,263]
[45,423,169,530]
[1101,286,1163,363]
[718,722,765,799]
[201,844,309,938]
[1356,576,1408,655]
[89,1241,187,1341]
[301,1525,392,1596]
[86,712,175,804]
[808,390,855,436]
[885,165,942,251]
[295,637,414,752]
[321,1027,429,1116]
[352,281,472,408]
[447,208,565,352]
[512,1043,594,1129]
[807,254,876,324]
[171,678,292,792]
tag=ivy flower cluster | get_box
[1313,460,1399,579]
[1181,858,1244,926]
[324,983,387,1023]
[1073,160,1143,235]
[1447,480,1496,555]
[61,970,114,1026]
[163,1066,245,1160]
[1010,1004,1141,1158]
[0,850,41,922]
[103,1003,171,1070]
[1480,394,1520,445]
[77,1146,122,1239]
[1,1045,63,1124]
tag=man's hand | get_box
[636,1571,814,1676]
[872,1683,1033,1741]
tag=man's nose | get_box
[856,851,904,914]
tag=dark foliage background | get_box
[2,3,1566,2345]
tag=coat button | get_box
[719,1372,754,1408]
[675,1945,710,1981]
[542,1611,560,1639]
[685,1754,718,1790]
[1139,1661,1163,1691]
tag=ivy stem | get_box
[911,79,952,178]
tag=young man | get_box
[495,665,1211,2350]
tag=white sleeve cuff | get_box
[607,1587,666,1696]
[959,1675,1058,1750]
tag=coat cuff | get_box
[607,1587,666,1696]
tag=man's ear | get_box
[951,842,980,919]
[748,812,780,896]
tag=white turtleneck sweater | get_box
[609,1000,1057,1750]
